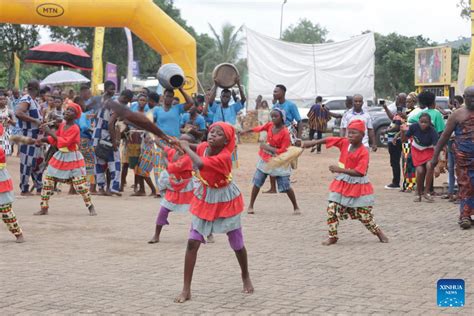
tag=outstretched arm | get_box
[105,100,176,146]
[180,140,203,169]
[296,138,327,148]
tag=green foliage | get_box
[0,24,40,88]
[451,42,471,81]
[374,33,434,98]
[282,18,329,44]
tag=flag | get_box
[91,27,105,95]
[14,52,21,89]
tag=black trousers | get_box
[309,129,323,152]
[388,140,402,186]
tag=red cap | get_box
[348,119,366,133]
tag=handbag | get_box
[95,139,114,160]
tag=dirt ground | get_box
[1,143,472,315]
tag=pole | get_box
[124,28,134,90]
[279,0,287,39]
[465,0,474,87]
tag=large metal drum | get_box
[212,63,239,88]
[157,63,185,90]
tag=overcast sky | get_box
[174,0,468,43]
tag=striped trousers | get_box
[1,203,22,236]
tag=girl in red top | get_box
[241,108,300,214]
[34,102,96,216]
[148,142,194,244]
[0,125,24,243]
[175,122,253,303]
[298,120,388,245]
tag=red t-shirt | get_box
[326,137,369,175]
[47,123,80,151]
[195,142,232,188]
[252,122,290,162]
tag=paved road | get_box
[1,144,472,315]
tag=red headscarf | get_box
[67,101,82,119]
[348,119,366,133]
[209,122,235,153]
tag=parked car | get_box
[332,96,450,147]
[297,97,374,140]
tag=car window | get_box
[325,100,346,110]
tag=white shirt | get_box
[341,109,373,147]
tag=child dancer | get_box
[34,102,96,216]
[241,108,300,214]
[148,139,194,244]
[298,120,388,245]
[0,125,24,243]
[175,122,253,303]
[401,113,438,203]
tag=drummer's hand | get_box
[179,140,189,150]
[294,139,303,147]
[236,75,241,85]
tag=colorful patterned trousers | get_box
[327,202,379,239]
[41,175,92,210]
[402,142,416,191]
[1,203,22,236]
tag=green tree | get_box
[374,32,434,98]
[451,42,471,81]
[0,24,40,87]
[282,18,329,44]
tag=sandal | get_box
[422,194,435,203]
[413,195,422,202]
[460,218,472,230]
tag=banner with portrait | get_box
[415,46,451,86]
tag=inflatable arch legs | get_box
[0,0,197,94]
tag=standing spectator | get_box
[341,94,377,152]
[408,91,445,134]
[256,100,270,141]
[382,93,406,189]
[92,81,121,196]
[15,80,43,195]
[431,87,473,229]
[0,91,15,155]
[308,96,340,154]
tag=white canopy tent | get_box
[246,28,375,104]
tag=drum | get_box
[157,63,185,90]
[266,146,304,170]
[212,63,239,88]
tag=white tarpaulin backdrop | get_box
[246,28,375,102]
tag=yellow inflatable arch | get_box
[0,0,197,94]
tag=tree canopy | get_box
[282,18,329,44]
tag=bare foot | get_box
[174,290,191,303]
[293,208,301,215]
[88,205,97,216]
[131,191,146,197]
[322,237,338,246]
[262,189,276,194]
[15,234,25,243]
[247,207,255,214]
[207,234,215,243]
[148,236,160,244]
[20,192,35,197]
[376,230,389,243]
[242,276,254,294]
[413,195,421,202]
[34,208,48,216]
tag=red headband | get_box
[67,101,82,119]
[348,119,366,133]
[209,122,235,153]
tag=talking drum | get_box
[157,63,185,90]
[212,63,240,89]
[265,146,304,171]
